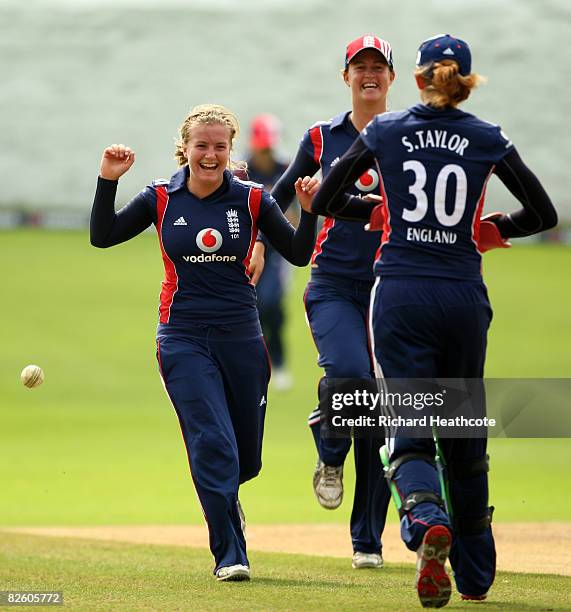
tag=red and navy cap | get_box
[249,114,281,151]
[344,34,394,70]
[416,34,471,76]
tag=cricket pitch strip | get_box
[4,523,570,577]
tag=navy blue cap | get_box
[416,34,471,76]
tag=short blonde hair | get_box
[174,104,245,169]
[415,60,484,109]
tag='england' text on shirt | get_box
[406,227,458,244]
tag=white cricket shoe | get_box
[216,564,251,582]
[237,499,246,539]
[313,459,343,509]
[352,552,384,569]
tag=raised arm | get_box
[90,145,155,248]
[249,143,320,283]
[256,180,318,266]
[271,146,320,212]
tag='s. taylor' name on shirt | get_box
[402,130,469,156]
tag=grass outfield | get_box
[1,532,570,611]
[0,231,570,526]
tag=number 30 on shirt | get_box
[402,161,467,228]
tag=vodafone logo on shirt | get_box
[196,228,223,253]
[355,169,379,192]
[183,228,237,264]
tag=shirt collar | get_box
[167,165,188,194]
[330,110,361,139]
[409,103,469,119]
[330,110,353,131]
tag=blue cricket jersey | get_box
[360,104,514,280]
[299,112,384,282]
[146,168,267,324]
[91,167,316,326]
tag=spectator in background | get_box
[247,114,294,391]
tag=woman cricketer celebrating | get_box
[90,104,318,581]
[307,35,557,607]
[251,34,394,570]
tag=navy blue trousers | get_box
[256,247,290,369]
[371,277,495,596]
[305,271,391,555]
[156,320,270,573]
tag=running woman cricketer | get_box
[308,35,557,606]
[252,35,394,569]
[90,105,318,582]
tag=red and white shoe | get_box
[416,525,452,608]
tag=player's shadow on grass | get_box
[253,577,364,589]
[439,602,553,611]
[256,576,363,589]
[250,576,562,611]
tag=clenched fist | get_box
[100,144,136,181]
[294,176,320,213]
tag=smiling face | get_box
[183,122,232,197]
[344,48,395,108]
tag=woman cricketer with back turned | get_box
[307,35,557,607]
[90,104,318,581]
[250,34,394,570]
